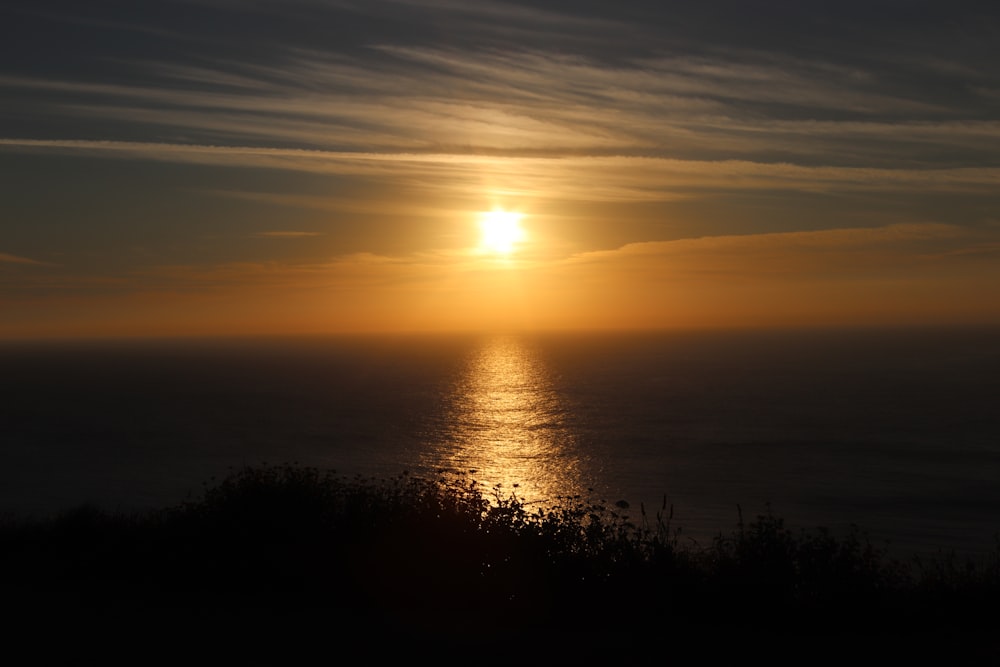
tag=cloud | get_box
[0,252,49,266]
[525,222,1000,328]
[561,223,974,275]
[111,221,1000,298]
[4,221,998,337]
[4,16,999,168]
[4,139,1000,205]
[253,231,324,238]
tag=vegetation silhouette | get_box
[3,464,998,648]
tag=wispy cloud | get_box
[253,231,324,238]
[0,252,50,266]
[3,139,999,204]
[561,223,975,276]
[120,223,1000,291]
[4,23,998,167]
[5,220,997,337]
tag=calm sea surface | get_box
[2,328,998,556]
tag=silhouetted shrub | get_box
[2,464,998,640]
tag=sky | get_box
[2,0,999,338]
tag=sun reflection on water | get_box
[425,335,582,506]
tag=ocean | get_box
[2,327,998,557]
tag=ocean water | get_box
[2,327,999,556]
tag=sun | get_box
[479,208,524,254]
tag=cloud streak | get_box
[3,15,999,167]
[3,138,999,203]
[253,231,324,238]
[7,222,997,337]
[0,252,50,266]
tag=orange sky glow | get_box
[2,3,1000,339]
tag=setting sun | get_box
[479,209,525,254]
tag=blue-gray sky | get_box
[2,0,999,336]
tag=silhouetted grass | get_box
[2,464,998,644]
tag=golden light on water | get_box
[426,336,582,506]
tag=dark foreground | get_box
[3,465,998,658]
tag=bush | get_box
[2,464,998,638]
